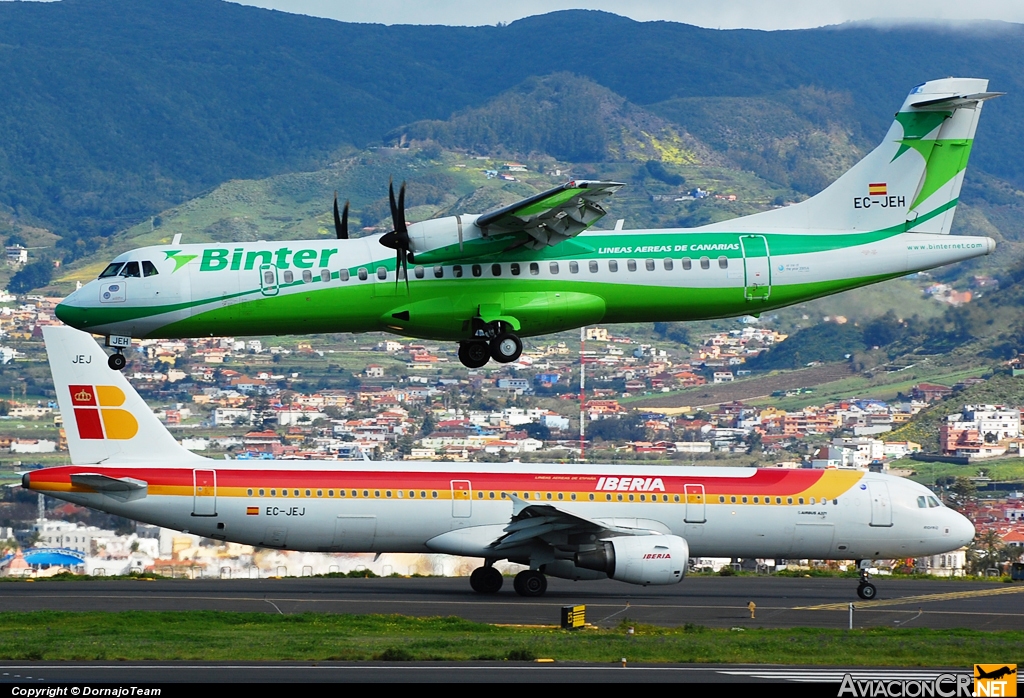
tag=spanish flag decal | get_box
[868,182,887,196]
[69,385,139,440]
[246,507,260,516]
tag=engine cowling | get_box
[404,214,510,265]
[574,534,688,586]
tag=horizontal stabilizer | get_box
[70,472,148,502]
[912,92,1005,109]
[70,473,147,492]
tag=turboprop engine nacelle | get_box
[406,214,508,265]
[574,534,688,586]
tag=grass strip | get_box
[0,612,1019,665]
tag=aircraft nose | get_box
[950,510,975,547]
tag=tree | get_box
[967,530,1011,576]
[8,260,53,294]
[948,476,977,511]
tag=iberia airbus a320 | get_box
[54,78,1001,369]
[25,326,974,598]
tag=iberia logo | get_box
[975,665,1017,697]
[69,385,139,440]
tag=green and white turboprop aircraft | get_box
[57,77,1002,370]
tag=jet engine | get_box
[574,534,688,586]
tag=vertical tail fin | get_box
[700,77,1002,235]
[43,326,207,465]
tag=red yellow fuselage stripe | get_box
[27,467,864,505]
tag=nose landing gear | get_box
[856,562,878,600]
[107,351,127,371]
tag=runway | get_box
[3,575,1022,630]
[0,662,996,684]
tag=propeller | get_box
[379,177,411,293]
[333,191,349,240]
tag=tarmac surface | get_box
[3,575,1023,630]
[0,662,1000,684]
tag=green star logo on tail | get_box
[164,250,197,273]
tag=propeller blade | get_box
[333,192,349,240]
[386,177,412,294]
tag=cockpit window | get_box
[928,496,942,508]
[99,263,124,278]
[142,261,159,277]
[120,261,141,278]
[917,496,928,509]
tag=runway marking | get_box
[795,585,1024,610]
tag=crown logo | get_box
[74,389,93,402]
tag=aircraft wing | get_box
[475,180,624,251]
[488,494,663,551]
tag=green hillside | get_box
[1,0,1024,251]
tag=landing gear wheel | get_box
[470,566,503,594]
[458,341,490,369]
[857,582,877,600]
[513,570,547,597]
[107,352,127,371]
[489,332,523,364]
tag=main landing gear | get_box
[512,570,547,597]
[856,562,878,600]
[469,565,503,594]
[457,325,523,369]
[469,567,548,597]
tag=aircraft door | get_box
[331,515,377,551]
[259,263,279,296]
[684,484,706,523]
[192,469,217,516]
[740,235,772,301]
[868,481,893,527]
[451,480,472,518]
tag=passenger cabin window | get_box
[627,259,637,272]
[682,258,692,271]
[491,264,501,277]
[376,267,387,280]
[263,270,275,285]
[302,270,312,283]
[569,261,579,274]
[718,256,729,269]
[99,263,124,278]
[472,264,482,277]
[529,263,540,275]
[608,260,618,272]
[339,269,350,281]
[511,263,521,276]
[357,268,368,281]
[589,260,599,273]
[453,265,463,278]
[142,261,159,277]
[645,259,655,271]
[283,270,294,284]
[320,269,330,282]
[549,262,559,274]
[414,266,425,279]
[121,261,141,278]
[663,258,673,271]
[434,266,444,278]
[700,257,710,270]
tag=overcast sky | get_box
[233,0,1024,30]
